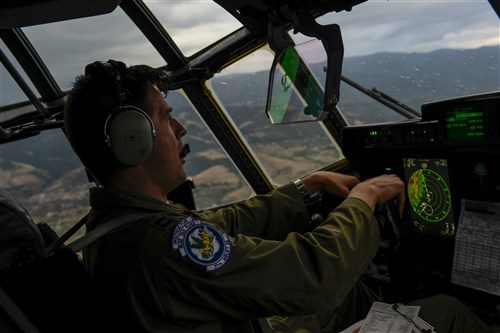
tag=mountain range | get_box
[0,45,498,235]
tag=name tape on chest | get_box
[172,216,231,272]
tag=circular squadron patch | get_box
[172,216,231,271]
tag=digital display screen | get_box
[403,158,455,236]
[445,106,485,141]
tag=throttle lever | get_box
[375,199,401,251]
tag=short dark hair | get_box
[64,60,170,185]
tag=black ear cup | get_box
[104,106,156,166]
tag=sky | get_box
[149,0,499,57]
[324,0,499,56]
[0,0,498,106]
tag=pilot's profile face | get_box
[145,85,187,192]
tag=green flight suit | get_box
[83,183,381,333]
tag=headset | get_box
[85,60,156,166]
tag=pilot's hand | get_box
[348,174,406,217]
[301,171,360,198]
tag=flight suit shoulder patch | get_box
[172,215,231,272]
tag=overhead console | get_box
[341,91,500,302]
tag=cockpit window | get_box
[1,0,498,228]
[22,7,164,92]
[0,42,35,106]
[167,91,255,208]
[209,48,343,186]
[314,1,499,125]
[0,129,90,236]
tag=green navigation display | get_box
[404,158,455,236]
[445,106,485,141]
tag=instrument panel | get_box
[341,91,500,307]
[342,91,500,237]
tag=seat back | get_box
[0,189,45,276]
[0,189,132,333]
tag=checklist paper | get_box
[452,199,500,296]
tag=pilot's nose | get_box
[172,117,187,138]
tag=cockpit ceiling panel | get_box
[214,0,367,34]
[0,0,121,29]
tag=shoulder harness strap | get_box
[45,213,143,255]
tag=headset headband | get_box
[84,60,128,106]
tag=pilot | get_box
[63,60,492,333]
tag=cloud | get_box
[145,1,242,55]
[318,0,499,56]
[1,0,498,105]
[21,7,167,91]
[146,1,235,28]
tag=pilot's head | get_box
[64,60,186,191]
